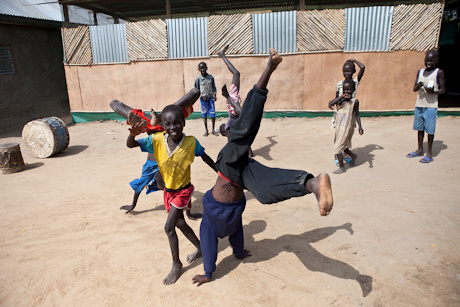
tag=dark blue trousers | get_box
[200,190,246,278]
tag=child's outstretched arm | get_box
[350,59,365,82]
[328,95,343,109]
[127,123,144,148]
[354,99,364,135]
[201,152,218,172]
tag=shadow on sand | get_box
[213,220,373,297]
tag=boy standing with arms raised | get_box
[406,49,445,163]
[195,62,218,136]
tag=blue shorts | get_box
[413,107,437,135]
[129,159,161,195]
[200,97,215,118]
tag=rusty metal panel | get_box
[208,14,253,55]
[297,9,345,52]
[89,24,129,64]
[167,17,208,58]
[126,19,168,60]
[253,11,296,54]
[61,26,93,65]
[390,3,444,52]
[345,6,393,52]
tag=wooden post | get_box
[62,3,70,25]
[93,10,98,25]
[299,0,305,11]
[166,0,171,19]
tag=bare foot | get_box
[203,131,209,137]
[150,109,159,126]
[269,48,282,66]
[306,173,333,216]
[163,262,182,285]
[333,167,346,174]
[218,44,229,57]
[186,248,201,263]
[212,130,219,136]
[127,111,148,127]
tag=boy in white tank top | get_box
[406,50,445,163]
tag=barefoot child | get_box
[331,59,365,164]
[128,104,217,285]
[406,49,445,163]
[194,62,217,136]
[192,49,334,286]
[328,79,364,174]
[218,44,254,157]
[110,94,201,219]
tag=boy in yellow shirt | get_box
[128,105,216,285]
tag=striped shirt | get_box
[415,68,439,108]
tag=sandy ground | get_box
[0,115,459,306]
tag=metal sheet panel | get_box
[253,11,296,54]
[167,17,208,59]
[345,6,393,52]
[89,24,129,64]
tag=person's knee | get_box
[164,222,176,236]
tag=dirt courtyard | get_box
[0,115,459,306]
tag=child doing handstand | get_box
[328,79,364,174]
[128,104,217,285]
[218,44,254,157]
[192,49,334,286]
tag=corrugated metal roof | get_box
[253,11,296,54]
[167,17,208,58]
[344,6,393,51]
[90,24,129,63]
[0,0,62,21]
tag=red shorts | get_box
[129,106,194,133]
[163,184,194,212]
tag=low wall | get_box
[64,50,424,113]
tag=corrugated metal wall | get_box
[345,6,394,51]
[167,17,208,58]
[253,11,296,54]
[89,24,129,63]
[62,4,444,65]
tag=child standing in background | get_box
[406,49,445,163]
[329,79,364,174]
[195,62,217,136]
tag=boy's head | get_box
[424,50,439,70]
[219,123,228,137]
[342,79,355,99]
[342,60,356,79]
[160,105,185,140]
[198,62,208,76]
